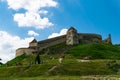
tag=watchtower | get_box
[66,27,79,45]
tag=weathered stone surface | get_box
[66,27,79,45]
[16,48,37,57]
[29,39,38,48]
[16,27,112,57]
[103,34,112,44]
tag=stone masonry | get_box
[16,27,112,57]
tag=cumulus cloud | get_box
[7,0,57,12]
[0,31,34,63]
[28,30,39,36]
[6,0,58,29]
[14,12,53,29]
[48,29,68,39]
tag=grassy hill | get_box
[5,43,120,67]
[65,43,120,59]
[1,43,120,79]
[0,59,118,77]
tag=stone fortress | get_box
[16,27,112,57]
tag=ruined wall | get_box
[16,48,36,57]
[78,33,102,44]
[15,27,110,57]
[29,43,37,48]
[15,33,103,57]
[38,35,66,50]
[37,33,102,50]
[15,35,66,57]
[103,34,112,44]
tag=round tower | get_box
[66,27,79,45]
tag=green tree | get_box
[0,58,3,66]
[35,54,41,64]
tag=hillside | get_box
[0,59,118,77]
[5,43,120,66]
[65,43,120,59]
[1,43,120,79]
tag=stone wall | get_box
[37,33,102,50]
[29,43,38,48]
[16,48,36,57]
[66,27,79,45]
[16,33,103,57]
[78,33,102,44]
[103,34,112,44]
[38,35,66,50]
[15,27,111,57]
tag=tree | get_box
[35,54,41,64]
[0,58,3,66]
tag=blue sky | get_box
[0,0,120,63]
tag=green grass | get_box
[6,43,120,67]
[1,76,120,80]
[49,59,116,76]
[0,76,89,80]
[0,59,118,77]
[65,43,120,59]
[2,54,29,67]
[1,43,120,78]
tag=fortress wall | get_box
[15,27,109,57]
[38,35,66,49]
[16,48,36,57]
[29,43,37,47]
[78,33,102,43]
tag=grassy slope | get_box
[0,43,120,77]
[65,43,120,59]
[0,76,88,80]
[0,59,117,77]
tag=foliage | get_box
[35,54,41,64]
[0,58,3,66]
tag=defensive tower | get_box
[66,27,79,45]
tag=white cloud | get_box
[28,30,39,36]
[48,29,68,39]
[6,0,58,29]
[39,10,48,14]
[7,0,57,12]
[14,12,53,29]
[0,31,34,63]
